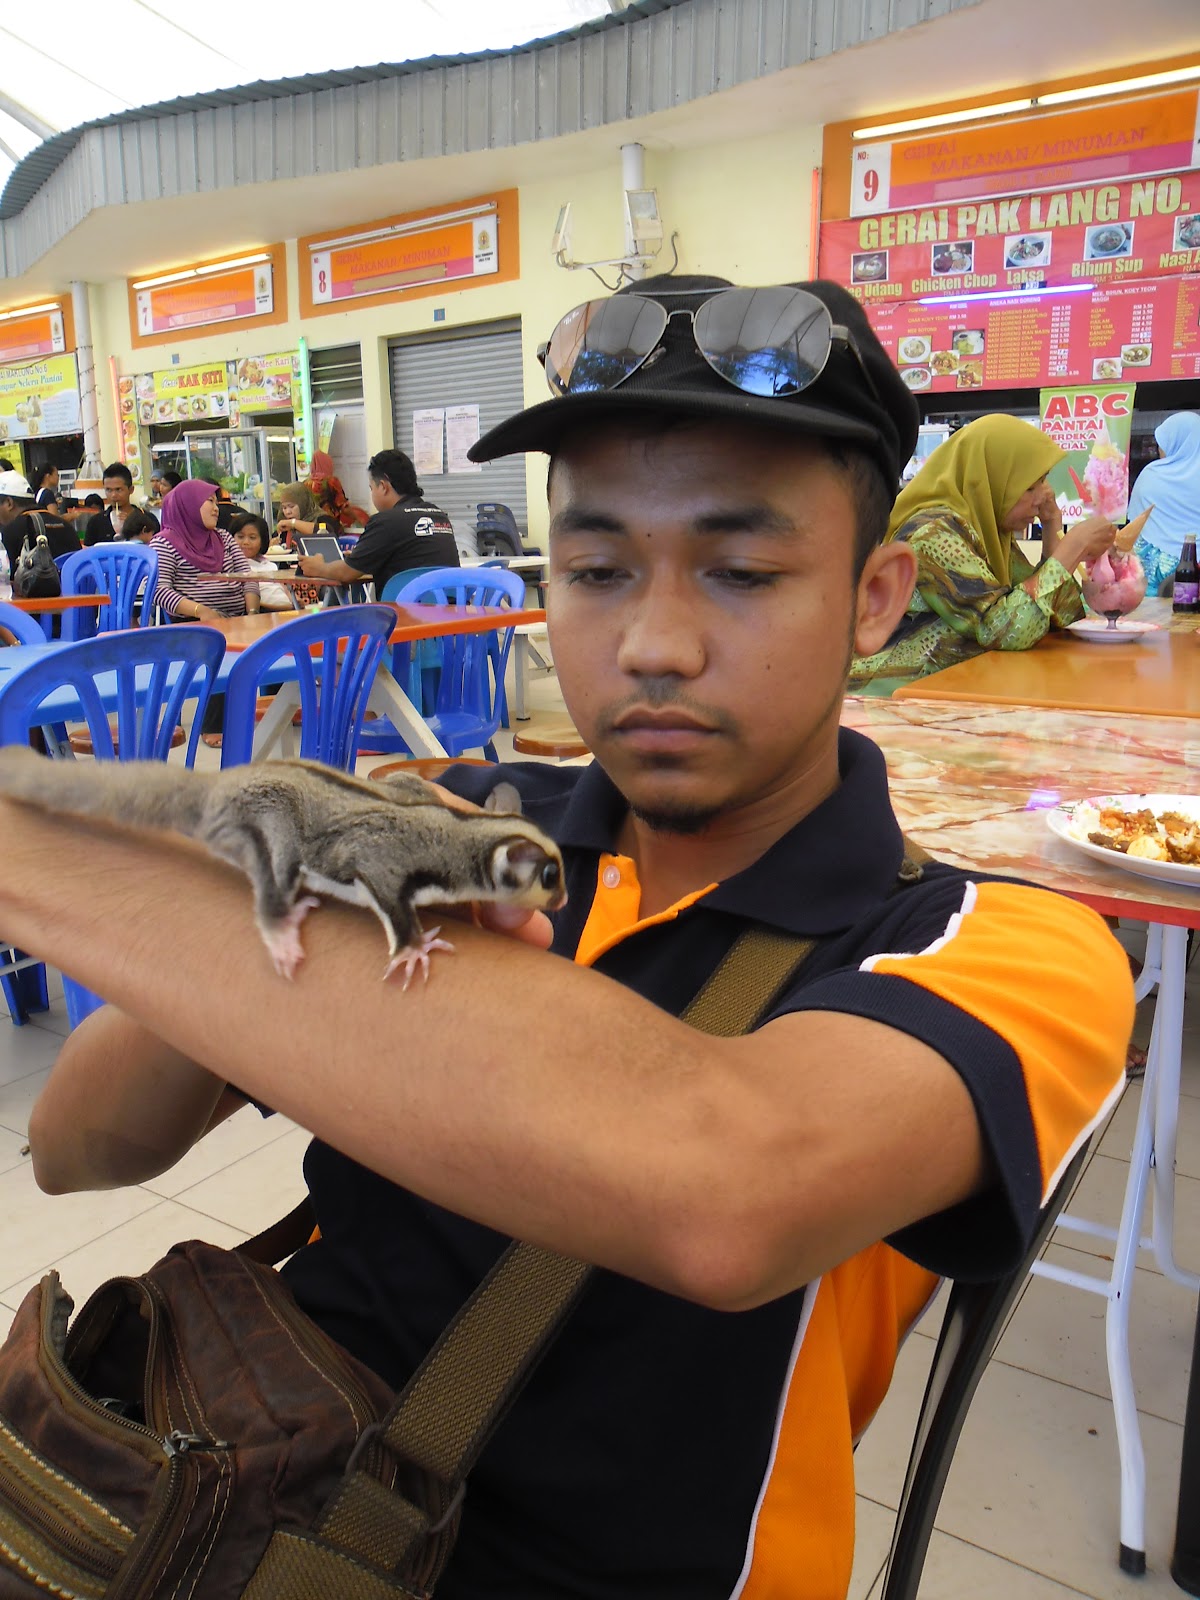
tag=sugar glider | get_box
[0,751,566,987]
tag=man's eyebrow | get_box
[549,505,803,539]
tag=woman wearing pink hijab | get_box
[150,478,260,622]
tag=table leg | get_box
[252,683,301,762]
[1152,927,1200,1292]
[364,664,449,760]
[1172,1293,1200,1594]
[513,637,529,721]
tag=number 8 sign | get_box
[850,142,892,218]
[311,249,333,304]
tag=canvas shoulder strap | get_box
[288,922,820,1596]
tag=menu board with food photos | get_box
[865,275,1200,395]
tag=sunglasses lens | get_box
[543,297,669,395]
[693,287,832,397]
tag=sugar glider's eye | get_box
[541,860,561,890]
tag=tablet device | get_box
[298,534,346,564]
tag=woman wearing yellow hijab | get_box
[851,414,1118,693]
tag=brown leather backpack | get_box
[0,911,880,1597]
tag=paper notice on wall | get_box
[412,408,445,476]
[445,404,482,474]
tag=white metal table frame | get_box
[1030,919,1199,1574]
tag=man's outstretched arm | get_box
[10,807,1127,1309]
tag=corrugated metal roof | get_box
[0,0,682,220]
[0,0,982,275]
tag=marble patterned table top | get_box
[841,694,1200,926]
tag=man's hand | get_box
[298,555,329,578]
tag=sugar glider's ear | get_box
[485,781,524,817]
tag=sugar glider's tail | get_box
[0,747,215,834]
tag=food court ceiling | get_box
[0,0,623,182]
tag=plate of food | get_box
[951,329,985,356]
[1120,343,1152,366]
[931,244,973,275]
[1093,356,1122,381]
[900,366,931,391]
[139,400,155,424]
[851,251,888,283]
[930,350,958,375]
[956,362,983,389]
[1048,795,1200,886]
[899,336,931,364]
[1085,223,1133,260]
[1175,216,1200,251]
[1005,233,1050,268]
[1067,617,1159,644]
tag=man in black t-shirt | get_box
[0,469,80,573]
[297,448,458,595]
[84,462,159,546]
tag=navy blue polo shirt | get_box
[280,730,1129,1599]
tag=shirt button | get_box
[601,864,621,889]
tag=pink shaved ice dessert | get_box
[1081,548,1146,619]
[1081,425,1129,521]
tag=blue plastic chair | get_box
[59,544,159,641]
[379,566,442,712]
[0,601,50,647]
[0,613,51,1023]
[357,568,523,760]
[219,604,396,771]
[0,626,227,1028]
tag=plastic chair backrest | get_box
[60,544,159,639]
[474,502,520,539]
[0,601,50,647]
[0,624,225,765]
[879,1141,1090,1600]
[219,603,396,771]
[390,568,522,756]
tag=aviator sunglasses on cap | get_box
[538,285,881,403]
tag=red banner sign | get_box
[850,87,1200,215]
[821,171,1200,302]
[0,307,65,364]
[863,275,1200,395]
[135,264,273,336]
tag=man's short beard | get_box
[628,800,720,836]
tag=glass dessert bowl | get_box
[1081,548,1147,629]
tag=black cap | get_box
[468,274,917,492]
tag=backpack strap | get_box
[293,923,821,1595]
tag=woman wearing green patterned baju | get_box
[850,414,1119,695]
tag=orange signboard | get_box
[851,87,1200,215]
[0,307,66,364]
[310,212,498,304]
[136,263,273,335]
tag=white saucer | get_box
[1067,618,1159,644]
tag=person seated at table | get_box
[0,469,81,573]
[231,512,297,612]
[14,277,1134,1600]
[150,478,260,625]
[297,448,459,595]
[273,481,343,547]
[1126,412,1200,595]
[148,469,182,511]
[84,462,159,545]
[850,414,1118,694]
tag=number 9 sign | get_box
[850,142,892,218]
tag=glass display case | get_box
[150,428,297,522]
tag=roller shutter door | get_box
[388,321,527,552]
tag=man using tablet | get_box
[297,447,459,593]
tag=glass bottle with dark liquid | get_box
[1173,535,1200,613]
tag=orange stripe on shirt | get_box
[573,853,717,968]
[863,881,1131,1200]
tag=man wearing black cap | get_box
[12,279,1129,1598]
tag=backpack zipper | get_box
[0,1470,126,1589]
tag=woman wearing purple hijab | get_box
[150,478,260,622]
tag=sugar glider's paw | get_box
[384,926,455,990]
[262,895,322,979]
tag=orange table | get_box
[9,593,110,614]
[893,598,1200,717]
[211,603,546,759]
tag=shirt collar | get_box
[554,728,906,936]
